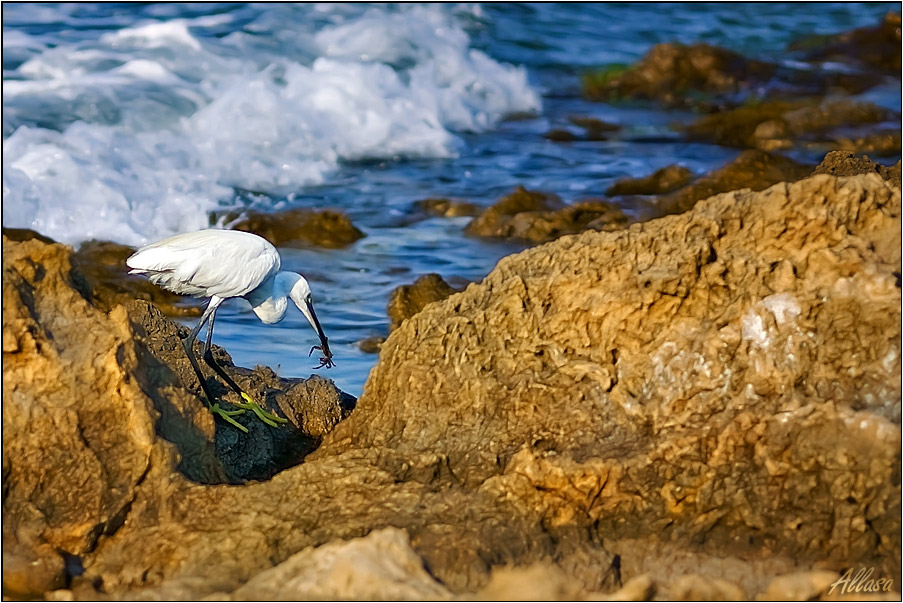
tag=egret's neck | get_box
[245,272,300,324]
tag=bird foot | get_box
[235,392,288,428]
[210,403,248,433]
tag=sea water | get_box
[2,3,897,395]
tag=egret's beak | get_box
[303,298,334,368]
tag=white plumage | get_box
[127,229,280,299]
[127,229,334,432]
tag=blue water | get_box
[3,3,898,396]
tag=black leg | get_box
[183,299,219,405]
[183,297,247,432]
[202,308,246,396]
[201,304,287,427]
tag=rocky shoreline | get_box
[4,151,900,600]
[3,12,902,602]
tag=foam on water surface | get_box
[2,4,540,245]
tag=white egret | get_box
[126,229,334,432]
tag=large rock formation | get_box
[3,172,900,600]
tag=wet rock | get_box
[466,186,565,238]
[812,150,902,188]
[606,165,696,196]
[569,116,622,140]
[683,99,897,152]
[657,149,811,215]
[220,528,453,601]
[466,187,627,244]
[544,128,579,142]
[358,335,386,354]
[833,131,902,158]
[230,208,365,248]
[1,226,56,245]
[387,273,460,331]
[413,198,481,219]
[582,43,775,108]
[791,12,902,74]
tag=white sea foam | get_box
[2,5,541,245]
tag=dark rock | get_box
[127,299,355,483]
[569,116,622,140]
[1,227,57,245]
[465,187,628,244]
[358,336,386,354]
[582,43,775,109]
[465,187,565,238]
[683,99,897,151]
[387,273,460,331]
[812,150,901,188]
[543,128,579,142]
[791,12,902,74]
[230,208,365,248]
[658,149,812,215]
[606,165,696,196]
[70,240,202,317]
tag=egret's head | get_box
[285,273,334,368]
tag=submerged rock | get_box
[683,99,898,154]
[582,43,775,108]
[230,208,366,248]
[465,186,565,238]
[790,12,902,74]
[606,165,696,196]
[466,187,627,244]
[412,198,481,219]
[3,173,900,600]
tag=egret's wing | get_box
[127,230,280,298]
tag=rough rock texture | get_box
[466,187,627,243]
[127,300,355,483]
[3,235,162,597]
[582,43,774,108]
[230,208,365,248]
[683,99,899,154]
[606,165,696,197]
[812,150,902,188]
[4,173,901,601]
[657,149,812,215]
[1,229,201,317]
[2,235,353,595]
[330,173,901,593]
